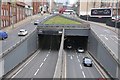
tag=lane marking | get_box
[11,50,40,78]
[70,56,73,60]
[80,64,82,69]
[78,59,80,62]
[104,36,108,40]
[46,54,49,57]
[110,36,120,45]
[44,58,47,62]
[82,71,86,78]
[40,63,43,68]
[34,69,39,76]
[100,34,108,40]
[77,56,79,59]
[113,36,120,40]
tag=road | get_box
[10,35,60,78]
[65,50,102,78]
[0,14,51,54]
[63,14,119,59]
[90,23,119,58]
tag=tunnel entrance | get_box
[64,36,88,51]
[38,34,61,50]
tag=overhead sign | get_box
[90,8,112,17]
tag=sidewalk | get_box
[2,13,49,32]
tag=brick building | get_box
[0,1,33,29]
[32,0,49,15]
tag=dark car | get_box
[83,57,92,67]
[0,31,8,40]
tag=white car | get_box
[77,47,84,53]
[34,20,40,25]
[18,29,28,36]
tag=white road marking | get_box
[40,63,43,68]
[100,34,108,40]
[77,56,79,59]
[44,58,47,62]
[70,56,73,60]
[110,36,120,45]
[34,69,39,75]
[78,59,80,62]
[82,71,86,78]
[80,64,82,69]
[46,54,49,57]
[11,50,40,78]
[104,36,108,40]
[113,36,120,40]
[73,55,74,56]
[100,34,104,36]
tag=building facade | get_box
[0,1,33,29]
[77,0,120,16]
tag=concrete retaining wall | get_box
[1,28,38,77]
[65,29,89,36]
[88,30,120,78]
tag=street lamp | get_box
[115,0,119,31]
[86,0,89,21]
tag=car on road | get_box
[77,47,84,53]
[112,16,120,22]
[0,31,8,40]
[83,57,92,67]
[67,45,72,49]
[34,20,40,25]
[18,29,28,36]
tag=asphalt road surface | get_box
[0,14,51,54]
[10,35,60,78]
[65,50,102,78]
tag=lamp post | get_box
[115,0,118,31]
[86,0,89,21]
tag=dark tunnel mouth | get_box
[64,36,88,51]
[38,34,62,51]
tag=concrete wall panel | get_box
[88,30,118,78]
[65,29,89,36]
[3,29,37,75]
[97,42,117,77]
